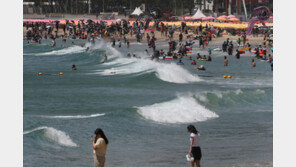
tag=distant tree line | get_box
[24,0,214,15]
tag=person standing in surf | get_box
[91,128,108,167]
[187,125,202,167]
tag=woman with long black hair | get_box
[91,128,109,167]
[187,125,202,167]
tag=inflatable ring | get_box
[238,50,245,54]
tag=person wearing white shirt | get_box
[187,125,202,167]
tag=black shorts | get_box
[191,147,202,161]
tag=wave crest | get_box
[40,113,105,119]
[136,95,218,123]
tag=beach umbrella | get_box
[229,18,240,22]
[217,17,228,21]
[227,15,236,19]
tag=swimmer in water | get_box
[224,56,228,66]
[191,60,197,65]
[72,64,77,70]
[235,49,241,59]
[101,54,108,63]
[197,65,205,71]
[118,39,121,48]
[207,55,212,61]
[127,40,130,48]
[196,53,202,59]
[85,47,89,52]
[252,59,256,67]
[178,59,183,64]
[145,49,149,56]
[51,39,56,47]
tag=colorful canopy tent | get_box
[191,9,206,19]
[130,7,143,16]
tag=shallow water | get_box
[23,38,272,167]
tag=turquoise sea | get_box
[23,38,272,167]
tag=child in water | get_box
[252,59,256,67]
[72,64,77,70]
[224,56,228,66]
[178,59,184,64]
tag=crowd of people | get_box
[24,19,273,72]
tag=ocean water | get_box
[23,39,273,167]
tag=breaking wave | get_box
[136,95,218,123]
[23,126,78,147]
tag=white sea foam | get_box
[255,89,266,94]
[23,126,78,147]
[40,113,105,119]
[155,63,201,83]
[97,57,201,84]
[196,94,208,102]
[234,89,243,95]
[23,126,48,135]
[210,89,243,98]
[84,40,201,83]
[36,45,85,56]
[137,95,218,123]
